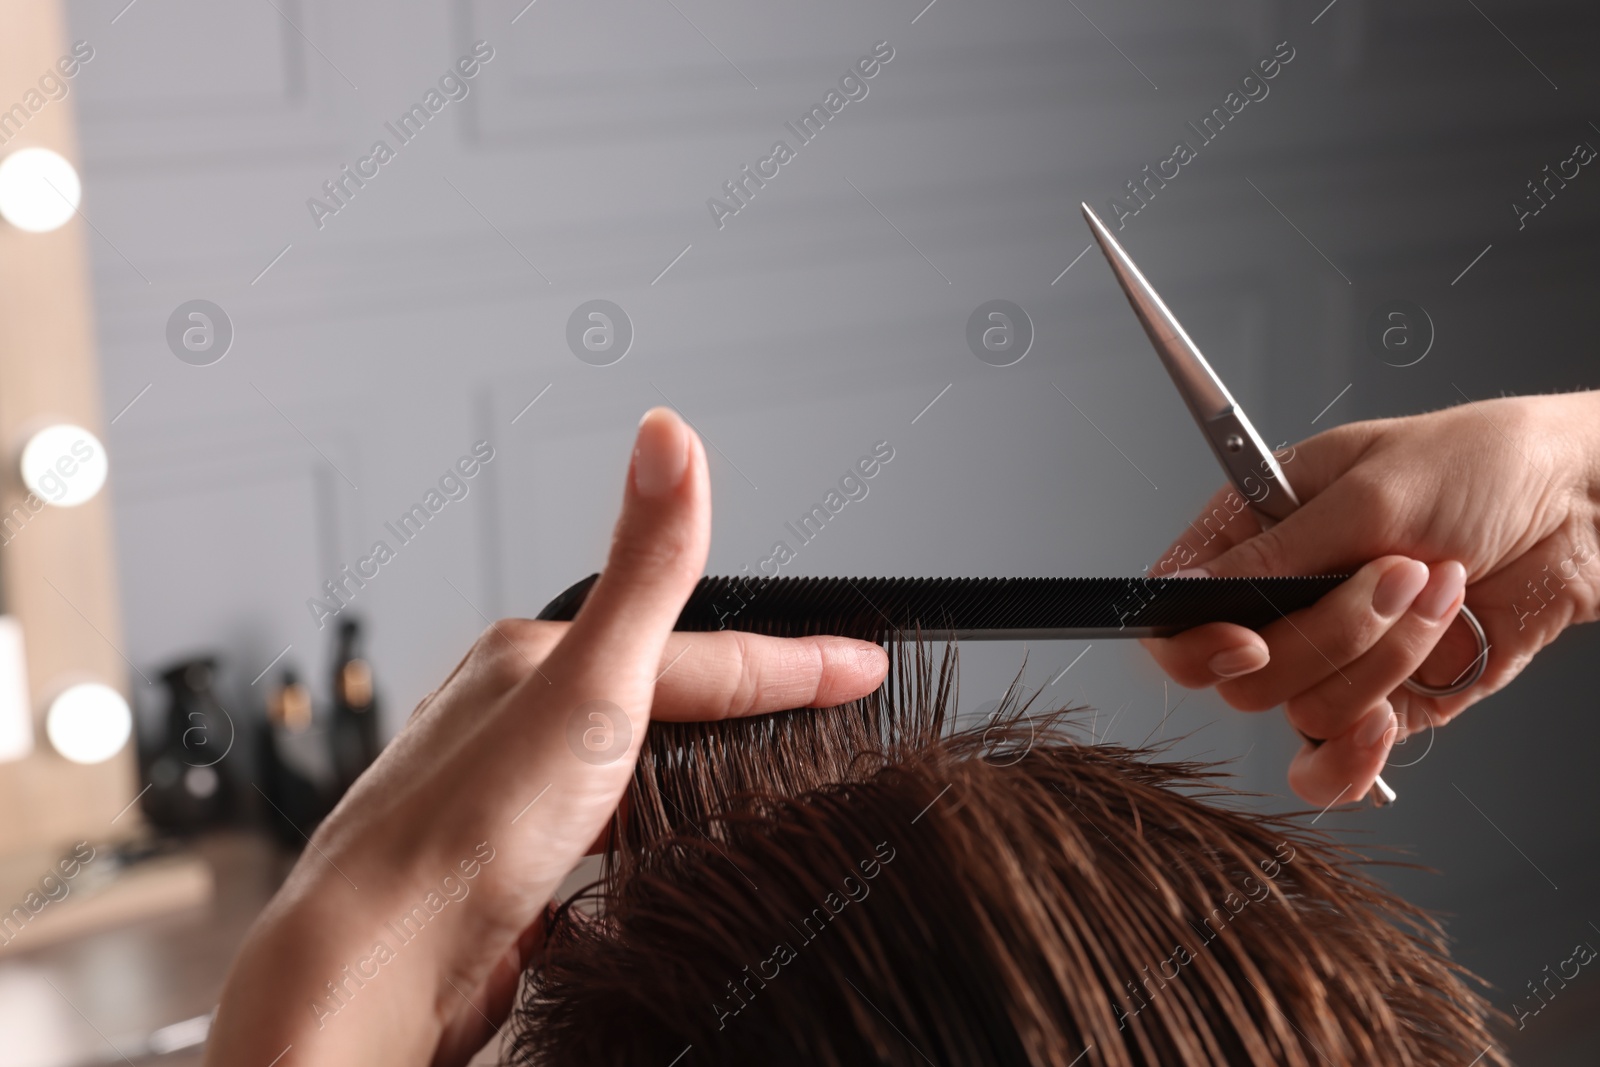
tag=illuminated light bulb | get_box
[20,424,108,507]
[46,682,131,765]
[0,147,81,233]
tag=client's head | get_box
[511,649,1505,1066]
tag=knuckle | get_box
[1338,607,1390,660]
[472,618,552,678]
[725,631,762,716]
[721,633,828,713]
[1321,419,1372,451]
[1235,525,1292,576]
[1323,417,1384,459]
[1343,472,1401,532]
[1216,535,1274,577]
[479,617,542,645]
[1486,396,1538,446]
[791,638,827,706]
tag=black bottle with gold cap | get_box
[329,618,381,794]
[256,667,331,844]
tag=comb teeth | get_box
[538,574,1350,640]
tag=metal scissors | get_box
[1080,203,1491,808]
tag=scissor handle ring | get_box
[1401,604,1489,699]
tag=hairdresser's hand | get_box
[204,408,888,1067]
[1142,391,1600,806]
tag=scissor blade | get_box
[1080,203,1234,422]
[1081,202,1302,526]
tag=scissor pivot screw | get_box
[1224,434,1244,452]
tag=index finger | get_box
[1146,482,1267,577]
[651,631,889,720]
[1146,420,1380,579]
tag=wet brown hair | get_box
[510,646,1508,1066]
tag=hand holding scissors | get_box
[1083,205,1600,808]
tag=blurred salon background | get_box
[0,0,1596,1063]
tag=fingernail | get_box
[1174,566,1211,578]
[1355,702,1398,750]
[1372,559,1429,618]
[1413,560,1467,622]
[633,407,689,498]
[1208,645,1269,679]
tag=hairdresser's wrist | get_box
[1576,391,1600,617]
[1531,390,1600,625]
[206,865,449,1066]
[1573,390,1600,519]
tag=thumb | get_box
[551,406,710,682]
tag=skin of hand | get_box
[1142,391,1600,807]
[202,408,889,1067]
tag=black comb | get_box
[536,573,1350,640]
